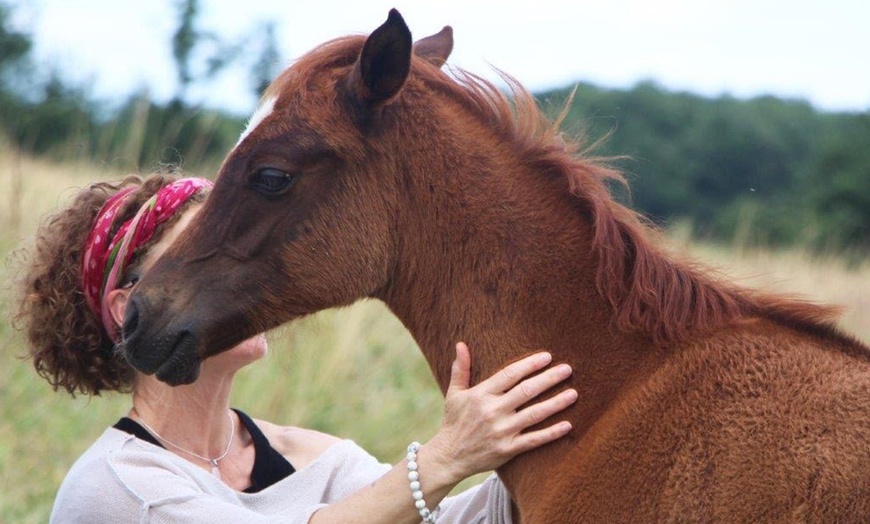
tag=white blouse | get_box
[50,428,513,523]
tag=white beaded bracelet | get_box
[407,442,439,523]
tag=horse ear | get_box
[352,9,413,105]
[414,26,453,68]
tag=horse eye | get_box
[250,168,297,196]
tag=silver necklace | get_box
[132,408,235,479]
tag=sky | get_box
[19,0,870,116]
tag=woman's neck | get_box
[130,366,237,459]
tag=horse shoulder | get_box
[532,324,870,521]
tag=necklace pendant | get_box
[210,460,221,479]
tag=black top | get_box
[113,408,295,493]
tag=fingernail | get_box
[558,364,572,375]
[566,389,579,402]
[538,352,552,364]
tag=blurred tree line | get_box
[0,0,279,169]
[1,2,867,254]
[540,82,869,254]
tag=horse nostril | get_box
[123,297,140,340]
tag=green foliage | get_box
[172,0,199,98]
[4,73,98,155]
[0,1,29,78]
[169,0,251,105]
[251,21,281,98]
[0,1,35,140]
[805,114,870,253]
[96,93,245,170]
[2,85,244,172]
[0,1,264,174]
[541,81,869,253]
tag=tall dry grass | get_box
[1,149,867,522]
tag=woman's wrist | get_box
[406,442,440,522]
[309,440,460,524]
[415,435,467,490]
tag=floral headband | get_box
[81,177,213,341]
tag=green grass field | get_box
[1,151,867,522]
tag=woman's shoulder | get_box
[251,418,344,470]
[249,418,393,501]
[61,427,200,486]
[51,428,152,521]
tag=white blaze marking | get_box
[236,96,277,147]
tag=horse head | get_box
[124,10,454,384]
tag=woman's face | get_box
[116,203,268,372]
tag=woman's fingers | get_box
[510,388,579,431]
[434,343,577,478]
[447,342,473,394]
[503,363,573,409]
[511,420,574,454]
[481,351,553,394]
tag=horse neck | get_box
[378,151,658,435]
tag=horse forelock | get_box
[265,36,367,99]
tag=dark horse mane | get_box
[279,35,864,353]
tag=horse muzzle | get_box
[122,295,202,386]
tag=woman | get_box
[16,173,578,523]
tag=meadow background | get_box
[2,1,869,521]
[1,146,867,522]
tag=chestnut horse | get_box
[125,10,870,522]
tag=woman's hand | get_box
[423,342,577,485]
[310,342,576,524]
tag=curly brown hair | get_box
[14,173,208,397]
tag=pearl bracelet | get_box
[407,442,439,523]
